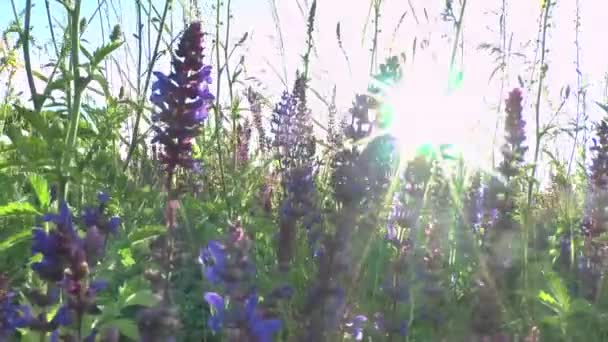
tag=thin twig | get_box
[12,0,40,111]
[527,0,552,206]
[123,0,172,172]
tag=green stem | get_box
[123,0,172,172]
[60,0,84,201]
[369,0,381,75]
[527,0,552,207]
[222,0,238,173]
[448,0,467,75]
[214,0,228,207]
[12,0,39,111]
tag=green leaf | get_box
[539,290,557,306]
[123,290,160,308]
[16,106,49,139]
[118,248,135,268]
[81,45,94,61]
[28,174,49,208]
[128,225,166,244]
[16,329,41,342]
[0,202,40,217]
[90,72,111,99]
[102,319,140,340]
[91,41,124,68]
[0,230,32,252]
[597,102,608,114]
[570,299,593,314]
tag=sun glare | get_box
[379,61,490,170]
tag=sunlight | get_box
[377,60,490,170]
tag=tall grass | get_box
[1,0,608,341]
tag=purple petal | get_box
[251,319,282,342]
[203,292,224,312]
[108,217,121,233]
[89,280,108,293]
[97,192,110,204]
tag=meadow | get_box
[1,0,608,341]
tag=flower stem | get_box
[123,0,172,172]
[60,0,84,202]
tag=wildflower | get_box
[199,240,229,285]
[204,292,225,333]
[579,119,608,299]
[271,74,319,270]
[0,275,32,339]
[271,91,299,169]
[201,221,284,341]
[246,87,269,153]
[28,196,118,338]
[81,192,121,264]
[498,88,527,180]
[150,21,214,173]
[136,306,181,342]
[344,315,367,340]
[236,119,252,167]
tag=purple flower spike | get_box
[150,21,214,173]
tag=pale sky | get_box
[2,0,608,172]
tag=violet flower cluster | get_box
[200,220,287,342]
[247,87,269,154]
[150,21,214,174]
[270,74,319,270]
[578,119,608,299]
[236,119,252,167]
[1,193,120,340]
[0,274,31,339]
[498,88,528,181]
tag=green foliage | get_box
[2,0,608,341]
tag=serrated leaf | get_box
[28,174,49,208]
[81,45,94,61]
[0,202,40,217]
[90,72,111,99]
[102,319,140,340]
[91,41,123,68]
[539,290,557,306]
[16,106,49,139]
[0,230,32,252]
[123,290,160,308]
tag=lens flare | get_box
[377,65,489,169]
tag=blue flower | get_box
[50,305,72,326]
[244,294,282,342]
[84,328,98,342]
[32,255,64,282]
[42,202,75,236]
[1,291,32,338]
[97,192,110,205]
[31,228,59,255]
[199,240,227,285]
[82,194,121,236]
[150,22,214,173]
[345,315,367,340]
[203,292,224,334]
